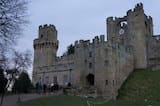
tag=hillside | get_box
[118,69,160,102]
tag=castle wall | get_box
[74,39,96,86]
[114,44,134,97]
[147,36,160,70]
[93,36,108,96]
[94,36,134,99]
[32,59,74,86]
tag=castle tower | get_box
[107,17,116,42]
[107,3,149,69]
[33,24,58,68]
[127,3,148,69]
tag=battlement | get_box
[147,16,153,23]
[135,3,143,9]
[107,16,127,24]
[74,39,91,47]
[107,17,115,22]
[56,53,74,63]
[148,16,152,20]
[134,3,143,12]
[39,24,56,30]
[74,35,105,48]
[127,3,144,16]
[38,24,57,39]
[107,3,144,23]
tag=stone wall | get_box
[147,35,160,70]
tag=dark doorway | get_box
[86,73,94,85]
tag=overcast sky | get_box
[16,0,160,57]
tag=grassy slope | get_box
[19,70,160,106]
[118,69,160,102]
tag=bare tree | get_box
[12,50,32,72]
[0,0,28,65]
[0,50,32,106]
[0,0,29,105]
[0,0,28,47]
[6,50,32,85]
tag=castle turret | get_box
[107,3,149,69]
[127,3,147,69]
[107,17,116,42]
[33,24,58,68]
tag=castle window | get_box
[105,80,108,85]
[113,80,115,86]
[145,21,147,28]
[104,60,108,66]
[53,76,57,84]
[89,63,92,69]
[63,75,68,85]
[46,76,49,84]
[84,59,87,63]
[89,52,92,57]
[135,14,138,17]
[41,34,43,38]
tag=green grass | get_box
[19,95,160,106]
[19,69,160,106]
[19,95,88,106]
[118,69,160,102]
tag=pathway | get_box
[0,92,61,106]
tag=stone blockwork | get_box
[32,3,160,99]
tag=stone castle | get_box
[32,3,160,99]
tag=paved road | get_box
[0,93,58,106]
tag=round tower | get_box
[33,24,58,68]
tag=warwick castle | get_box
[32,3,160,99]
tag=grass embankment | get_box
[19,70,160,106]
[118,69,160,102]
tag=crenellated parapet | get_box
[33,24,59,50]
[33,40,58,50]
[74,35,105,48]
[38,24,57,39]
[133,2,143,12]
[56,54,74,63]
[107,3,144,25]
[127,3,144,16]
[107,16,127,24]
[37,24,57,38]
[39,24,56,30]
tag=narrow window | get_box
[63,75,68,85]
[145,21,147,28]
[89,63,92,69]
[84,59,87,63]
[41,34,43,38]
[53,76,57,84]
[105,80,108,85]
[46,76,49,84]
[89,52,92,57]
[104,60,108,66]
